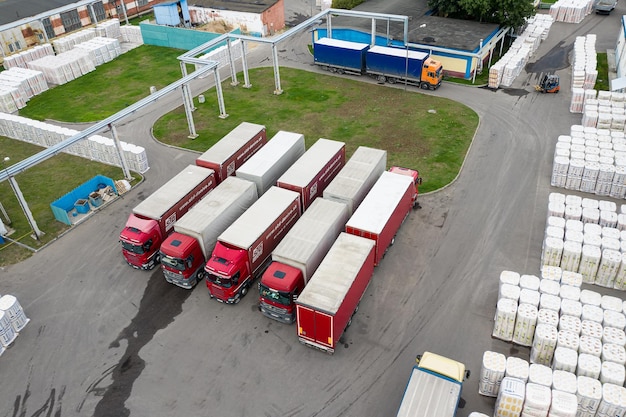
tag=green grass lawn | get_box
[154,67,478,193]
[19,45,186,122]
[595,53,609,91]
[0,137,137,266]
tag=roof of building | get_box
[189,0,280,14]
[0,0,80,26]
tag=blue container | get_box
[313,38,369,73]
[89,192,103,208]
[74,199,90,214]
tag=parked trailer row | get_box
[313,37,444,90]
[119,122,266,269]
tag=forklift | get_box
[535,74,560,93]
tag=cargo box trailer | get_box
[323,146,386,215]
[159,177,258,289]
[345,171,414,265]
[276,138,345,211]
[296,232,375,353]
[195,122,267,183]
[205,186,301,304]
[119,165,217,270]
[259,198,349,323]
[313,37,369,74]
[236,130,305,196]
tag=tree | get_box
[428,0,535,28]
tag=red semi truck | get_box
[205,186,301,304]
[235,130,305,196]
[276,138,346,211]
[119,165,217,270]
[258,198,349,323]
[196,122,267,183]
[345,170,415,266]
[159,177,258,289]
[296,232,376,354]
[322,146,387,215]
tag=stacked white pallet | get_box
[494,377,525,417]
[550,0,593,23]
[52,28,97,54]
[571,35,597,113]
[27,49,96,85]
[0,87,21,112]
[0,112,149,172]
[478,351,507,397]
[2,44,55,70]
[96,19,122,40]
[74,37,121,66]
[577,376,603,417]
[597,383,626,416]
[120,25,144,44]
[522,383,551,417]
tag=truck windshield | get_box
[259,284,290,306]
[121,241,145,254]
[207,272,232,288]
[160,254,185,271]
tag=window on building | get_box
[137,0,149,7]
[93,2,107,22]
[60,9,82,32]
[41,17,55,39]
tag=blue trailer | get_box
[367,46,432,86]
[313,38,369,74]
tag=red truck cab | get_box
[205,242,254,303]
[259,262,304,323]
[160,232,206,289]
[388,166,422,208]
[119,214,163,270]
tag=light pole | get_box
[2,157,43,242]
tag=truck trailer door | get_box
[297,306,334,348]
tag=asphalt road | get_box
[1,3,626,417]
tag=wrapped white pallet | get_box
[559,315,582,335]
[561,270,583,287]
[543,238,564,267]
[0,310,17,348]
[506,357,529,382]
[499,283,521,302]
[578,245,602,284]
[540,279,561,296]
[601,236,620,251]
[468,413,490,417]
[582,197,599,209]
[493,298,518,341]
[560,299,582,318]
[557,329,580,354]
[560,239,582,271]
[553,346,579,373]
[577,353,602,378]
[500,270,521,288]
[549,201,566,217]
[602,326,626,346]
[582,207,600,224]
[580,289,602,306]
[596,383,626,417]
[0,294,30,333]
[494,377,525,417]
[603,310,626,330]
[478,350,506,397]
[615,254,626,290]
[559,285,581,301]
[602,343,626,364]
[565,205,583,221]
[547,216,567,229]
[522,383,551,417]
[552,370,578,394]
[549,389,578,417]
[579,335,603,357]
[567,194,583,207]
[520,289,540,307]
[542,265,563,281]
[600,361,626,386]
[540,294,561,312]
[550,192,567,204]
[596,249,622,288]
[582,304,604,322]
[521,274,541,291]
[538,308,560,327]
[576,376,602,417]
[581,319,603,338]
[512,303,538,346]
[529,363,553,387]
[601,295,624,312]
[602,226,621,240]
[531,324,558,366]
[599,200,617,212]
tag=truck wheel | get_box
[377,75,386,83]
[330,67,338,73]
[420,82,429,90]
[388,77,397,84]
[196,271,205,283]
[241,285,248,297]
[338,69,345,75]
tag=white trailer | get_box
[271,198,349,283]
[173,176,258,258]
[323,146,386,215]
[236,130,305,196]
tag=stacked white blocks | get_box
[0,294,30,357]
[2,44,55,70]
[571,35,597,113]
[0,112,149,173]
[549,0,594,23]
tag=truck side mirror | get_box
[415,354,422,365]
[465,370,471,380]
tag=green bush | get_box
[332,0,365,9]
